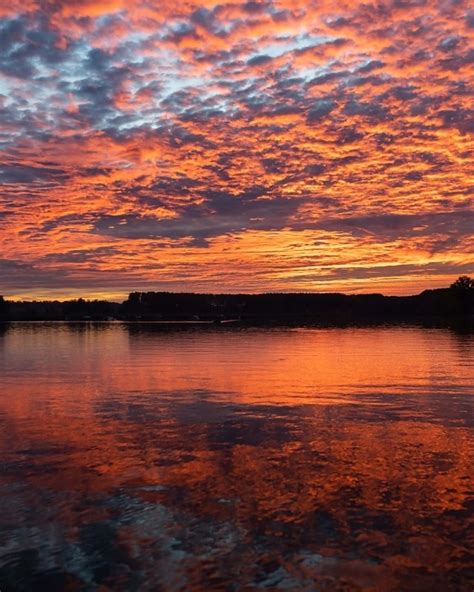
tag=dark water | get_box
[0,323,473,591]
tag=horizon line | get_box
[2,285,459,304]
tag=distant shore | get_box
[1,285,473,325]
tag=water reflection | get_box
[0,324,473,591]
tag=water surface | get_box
[0,323,473,591]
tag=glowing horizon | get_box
[1,1,473,298]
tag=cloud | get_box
[307,100,335,122]
[0,163,69,184]
[310,210,474,244]
[0,0,472,296]
[93,192,306,243]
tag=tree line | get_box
[0,277,472,323]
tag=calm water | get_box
[0,323,473,591]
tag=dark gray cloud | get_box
[307,100,334,122]
[0,17,64,79]
[308,210,474,245]
[0,163,69,184]
[93,193,307,243]
[247,54,273,66]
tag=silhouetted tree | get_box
[448,276,474,319]
[0,296,7,319]
[4,286,474,323]
[450,276,474,290]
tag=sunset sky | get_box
[0,0,473,300]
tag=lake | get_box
[0,323,473,591]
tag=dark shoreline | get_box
[1,287,474,326]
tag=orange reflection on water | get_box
[0,324,473,591]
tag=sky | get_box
[0,0,473,300]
